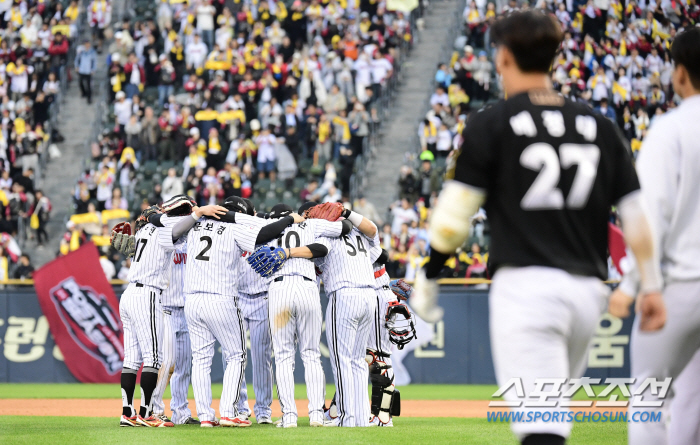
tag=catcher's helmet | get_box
[162,194,196,216]
[269,203,293,218]
[135,205,161,233]
[385,301,417,350]
[242,198,256,216]
[223,196,252,214]
[298,201,319,214]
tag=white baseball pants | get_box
[120,284,164,371]
[151,306,193,424]
[489,266,609,441]
[237,292,274,420]
[185,293,246,422]
[630,280,700,445]
[326,287,375,427]
[268,277,325,425]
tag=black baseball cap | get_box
[242,198,255,216]
[298,201,318,214]
[223,196,252,214]
[270,203,293,218]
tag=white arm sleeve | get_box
[428,181,487,253]
[617,190,663,294]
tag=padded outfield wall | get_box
[0,286,632,383]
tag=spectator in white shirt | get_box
[254,127,277,180]
[196,0,216,51]
[587,66,612,103]
[161,167,184,201]
[113,91,132,134]
[185,34,208,72]
[644,47,663,76]
[390,198,419,235]
[430,86,450,107]
[353,53,372,103]
[436,124,453,157]
[370,51,393,97]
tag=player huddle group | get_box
[111,195,417,428]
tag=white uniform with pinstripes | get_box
[368,243,395,358]
[265,219,344,425]
[236,218,275,421]
[151,215,194,424]
[316,227,376,427]
[121,224,175,373]
[183,215,261,422]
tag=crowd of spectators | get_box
[383,0,698,280]
[63,0,418,272]
[0,0,82,277]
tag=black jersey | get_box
[448,90,639,279]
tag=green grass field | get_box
[0,384,628,444]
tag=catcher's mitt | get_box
[247,245,289,278]
[302,202,344,221]
[111,222,136,257]
[390,279,412,301]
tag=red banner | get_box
[608,222,628,275]
[33,243,124,383]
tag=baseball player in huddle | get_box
[609,28,700,445]
[314,205,378,427]
[324,245,416,427]
[235,198,274,425]
[260,202,352,428]
[116,203,225,428]
[183,196,302,427]
[149,196,199,425]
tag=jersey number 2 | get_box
[520,143,600,210]
[195,236,212,261]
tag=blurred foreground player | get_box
[608,27,700,445]
[411,11,664,445]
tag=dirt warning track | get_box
[0,399,626,418]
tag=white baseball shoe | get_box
[310,419,338,427]
[276,421,297,428]
[370,416,394,427]
[257,417,273,424]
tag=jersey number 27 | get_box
[520,143,600,210]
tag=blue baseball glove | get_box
[247,245,289,278]
[390,279,412,301]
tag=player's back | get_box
[127,223,175,289]
[319,228,376,293]
[266,218,343,281]
[451,90,639,279]
[184,218,258,296]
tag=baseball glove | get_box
[302,202,344,221]
[247,245,289,278]
[111,222,135,257]
[390,279,412,301]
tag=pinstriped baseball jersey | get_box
[237,217,275,296]
[316,228,376,293]
[159,215,188,307]
[184,215,260,296]
[127,223,176,290]
[265,219,345,282]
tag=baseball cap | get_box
[269,203,293,218]
[242,198,255,216]
[223,196,252,214]
[298,201,318,214]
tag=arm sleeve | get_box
[306,243,329,258]
[447,110,497,190]
[171,214,198,241]
[209,211,237,223]
[256,216,294,244]
[156,226,176,251]
[148,213,164,227]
